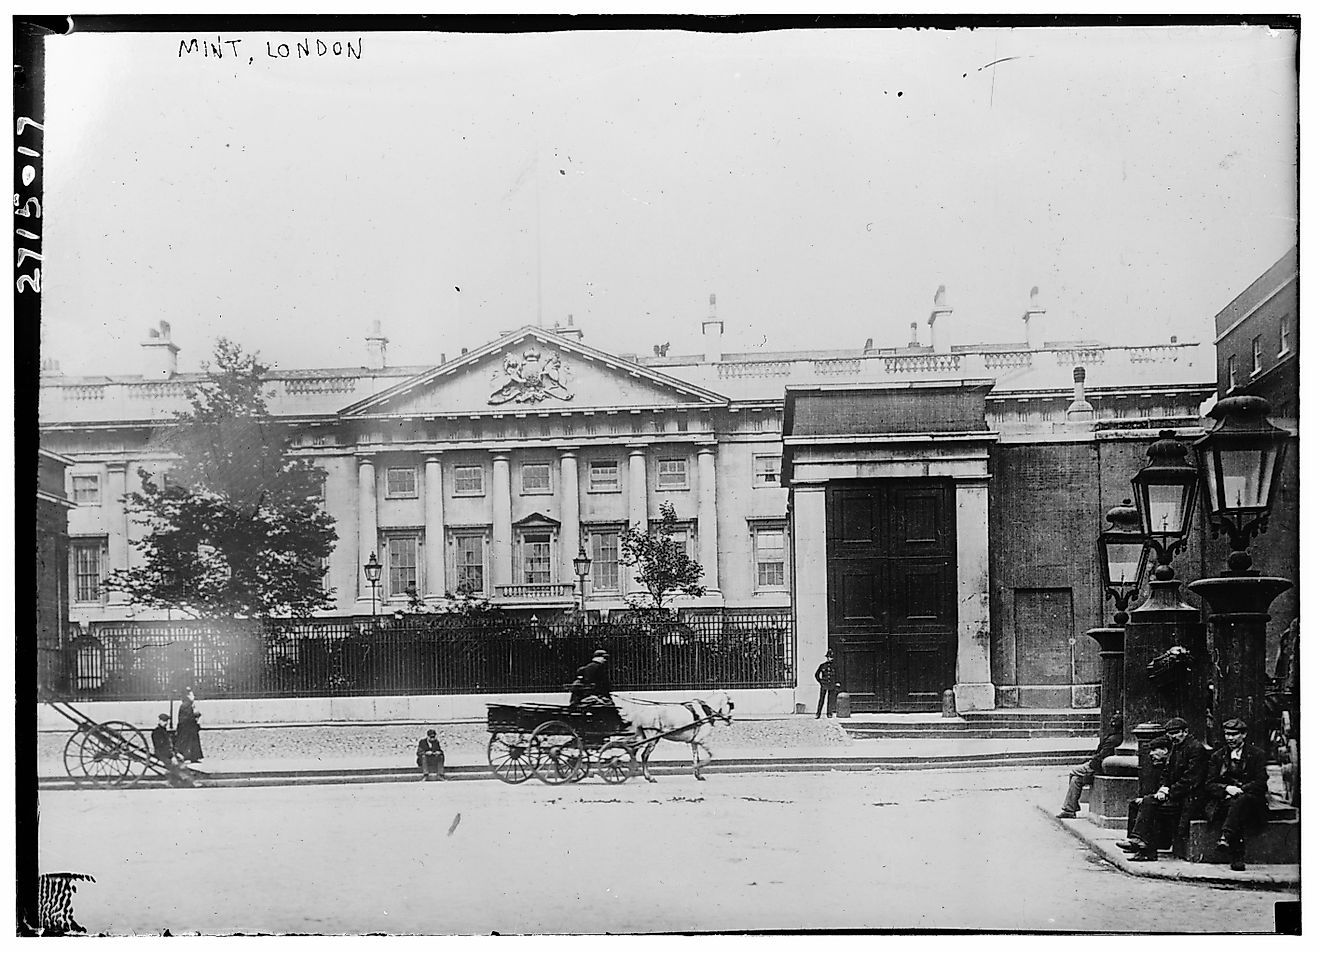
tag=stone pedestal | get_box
[1086,626,1124,732]
[1091,722,1166,830]
[1122,577,1206,745]
[1187,575,1292,751]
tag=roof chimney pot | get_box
[702,292,724,363]
[927,285,953,354]
[141,319,180,379]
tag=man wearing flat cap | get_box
[1202,717,1270,870]
[1122,716,1207,861]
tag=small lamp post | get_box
[1089,499,1149,734]
[1189,396,1293,749]
[363,552,382,622]
[1097,498,1150,627]
[573,545,593,624]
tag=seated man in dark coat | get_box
[1124,735,1176,849]
[1058,713,1124,818]
[1120,716,1208,861]
[1202,717,1270,871]
[570,649,612,706]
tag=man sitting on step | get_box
[1057,713,1124,819]
[1123,735,1176,849]
[1201,717,1270,872]
[1118,717,1207,862]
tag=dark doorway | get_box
[826,480,957,711]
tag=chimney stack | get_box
[551,313,584,342]
[908,322,920,348]
[1023,286,1046,350]
[927,285,952,354]
[702,293,724,363]
[1066,365,1094,423]
[141,320,180,379]
[40,358,62,376]
[365,319,388,370]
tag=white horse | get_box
[613,691,735,782]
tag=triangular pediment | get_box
[512,511,560,529]
[341,327,728,418]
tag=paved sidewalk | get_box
[1036,803,1299,889]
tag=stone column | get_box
[356,456,377,602]
[1086,626,1125,735]
[697,443,720,593]
[791,482,829,713]
[423,455,446,597]
[953,476,994,711]
[104,462,130,604]
[559,449,581,584]
[491,451,513,589]
[626,446,649,596]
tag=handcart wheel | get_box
[80,721,149,786]
[488,731,536,785]
[597,743,635,785]
[63,727,91,785]
[530,720,588,785]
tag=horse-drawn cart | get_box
[485,691,735,785]
[486,702,636,785]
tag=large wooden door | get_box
[826,480,957,712]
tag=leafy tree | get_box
[618,500,707,610]
[104,339,337,619]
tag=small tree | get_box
[618,501,707,610]
[104,339,338,620]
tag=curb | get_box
[38,750,1086,791]
[1036,804,1300,889]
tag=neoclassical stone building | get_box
[38,292,1215,713]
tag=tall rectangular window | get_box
[454,534,485,594]
[753,524,787,590]
[589,529,620,591]
[383,533,420,597]
[657,458,689,489]
[71,539,106,603]
[453,465,484,496]
[522,462,551,494]
[386,467,418,499]
[588,461,620,492]
[1251,335,1263,373]
[521,531,553,585]
[71,474,101,504]
[1227,354,1238,389]
[1280,319,1290,356]
[753,455,781,486]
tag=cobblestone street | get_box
[38,766,1293,935]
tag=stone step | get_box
[842,727,1100,740]
[1185,816,1299,865]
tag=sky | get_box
[37,22,1298,377]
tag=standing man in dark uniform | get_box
[570,649,612,706]
[815,649,841,719]
[1202,717,1270,871]
[1120,716,1208,861]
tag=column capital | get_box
[626,444,649,456]
[424,454,442,465]
[557,446,580,457]
[695,441,718,453]
[104,460,129,473]
[355,453,377,466]
[489,447,514,459]
[952,474,991,486]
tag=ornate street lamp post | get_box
[1093,433,1204,831]
[1089,499,1149,731]
[363,552,382,623]
[1189,396,1292,751]
[573,545,593,625]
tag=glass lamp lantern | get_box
[573,546,592,581]
[1192,395,1288,575]
[1131,430,1199,575]
[1097,498,1149,625]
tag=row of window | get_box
[64,456,784,506]
[67,524,789,604]
[1226,319,1291,390]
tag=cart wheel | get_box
[488,731,535,785]
[530,720,588,784]
[80,721,149,786]
[63,727,91,785]
[598,744,635,785]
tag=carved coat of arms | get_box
[488,348,574,405]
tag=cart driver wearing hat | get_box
[570,649,613,706]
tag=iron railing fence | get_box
[58,610,795,701]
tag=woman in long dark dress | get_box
[175,688,204,763]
